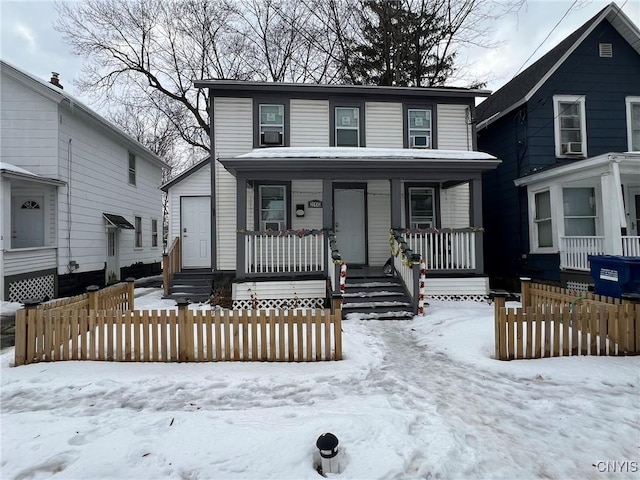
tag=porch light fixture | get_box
[316,432,340,474]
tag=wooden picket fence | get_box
[493,280,639,360]
[15,307,342,365]
[36,281,134,313]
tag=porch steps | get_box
[164,269,215,303]
[342,275,414,320]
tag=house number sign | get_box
[308,200,322,208]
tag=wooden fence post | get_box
[15,299,41,366]
[490,290,509,360]
[176,298,190,362]
[87,285,99,312]
[331,292,343,314]
[520,277,531,310]
[126,277,135,310]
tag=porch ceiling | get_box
[220,147,500,180]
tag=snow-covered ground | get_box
[1,289,638,479]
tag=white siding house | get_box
[162,81,499,310]
[0,61,168,302]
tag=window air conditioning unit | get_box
[261,131,283,146]
[264,222,281,231]
[412,135,430,148]
[562,142,583,155]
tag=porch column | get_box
[600,172,623,255]
[390,178,402,228]
[236,175,248,280]
[322,179,333,229]
[470,176,485,274]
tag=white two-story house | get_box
[0,61,169,302]
[162,81,500,314]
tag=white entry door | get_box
[106,228,120,284]
[630,187,640,236]
[11,195,44,248]
[334,188,366,264]
[181,196,211,268]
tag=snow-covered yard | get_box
[1,289,638,479]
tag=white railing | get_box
[390,230,420,313]
[406,229,477,270]
[622,236,640,257]
[560,236,605,271]
[245,231,325,275]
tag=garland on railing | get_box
[339,262,347,293]
[389,229,421,266]
[402,226,485,234]
[417,258,426,316]
[236,228,327,237]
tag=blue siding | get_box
[479,19,640,290]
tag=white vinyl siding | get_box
[440,183,469,228]
[233,280,326,301]
[437,104,471,150]
[214,97,253,270]
[365,102,403,148]
[2,247,57,276]
[367,180,390,266]
[167,164,211,242]
[290,100,329,147]
[291,180,323,230]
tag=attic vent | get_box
[599,43,613,57]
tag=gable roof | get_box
[476,2,640,129]
[160,156,210,192]
[0,60,169,171]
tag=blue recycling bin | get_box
[588,255,640,298]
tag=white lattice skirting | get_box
[565,281,592,293]
[233,297,325,310]
[8,273,55,302]
[426,294,489,302]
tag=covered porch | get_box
[220,147,500,309]
[515,153,640,273]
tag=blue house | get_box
[476,2,640,291]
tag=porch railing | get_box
[390,229,422,314]
[162,237,181,295]
[622,236,640,257]
[405,228,478,271]
[327,230,346,310]
[244,230,325,276]
[559,236,606,271]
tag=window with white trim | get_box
[134,216,142,248]
[335,107,360,147]
[151,218,158,248]
[259,104,284,146]
[408,109,432,148]
[259,185,286,231]
[563,188,596,236]
[534,190,553,248]
[553,95,587,157]
[128,152,136,185]
[408,187,435,228]
[626,96,640,151]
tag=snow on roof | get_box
[235,146,497,161]
[0,162,40,177]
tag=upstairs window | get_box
[335,107,360,147]
[563,188,596,236]
[408,187,435,228]
[408,109,432,148]
[553,95,587,157]
[259,185,286,231]
[534,190,553,249]
[128,152,136,185]
[259,104,284,146]
[626,96,640,151]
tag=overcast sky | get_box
[1,0,639,111]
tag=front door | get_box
[106,228,120,284]
[11,195,44,248]
[630,187,640,236]
[181,196,211,268]
[334,187,366,264]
